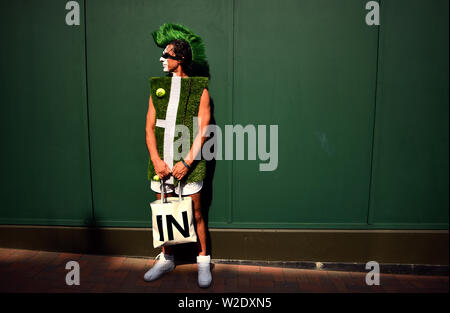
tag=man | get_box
[144,23,212,288]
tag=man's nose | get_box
[159,56,165,62]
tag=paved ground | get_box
[0,248,447,293]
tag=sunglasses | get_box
[162,48,184,61]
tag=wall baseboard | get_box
[0,225,448,269]
[211,259,448,276]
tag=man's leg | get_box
[188,191,212,288]
[188,191,207,256]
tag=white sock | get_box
[197,255,212,288]
[197,255,211,263]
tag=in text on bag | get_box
[150,180,197,248]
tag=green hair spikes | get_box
[152,23,207,65]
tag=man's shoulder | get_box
[190,77,209,89]
[149,76,208,90]
[149,77,171,92]
[149,76,208,82]
[149,76,171,83]
[189,76,208,81]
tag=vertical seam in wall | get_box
[83,0,95,224]
[366,0,382,226]
[229,0,236,224]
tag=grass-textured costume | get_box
[147,23,209,187]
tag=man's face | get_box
[159,44,180,73]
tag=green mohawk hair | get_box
[152,23,207,65]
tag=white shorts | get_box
[150,180,203,196]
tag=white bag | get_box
[150,180,197,248]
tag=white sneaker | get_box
[144,252,175,282]
[197,255,212,288]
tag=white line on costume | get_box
[155,76,181,184]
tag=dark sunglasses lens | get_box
[162,53,178,60]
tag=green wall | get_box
[1,0,448,229]
[369,0,449,228]
[1,0,92,226]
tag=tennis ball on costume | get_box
[156,88,165,97]
[153,175,160,181]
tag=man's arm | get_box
[145,95,160,162]
[184,88,211,165]
[146,95,171,178]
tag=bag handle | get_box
[160,178,183,204]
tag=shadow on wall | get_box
[173,95,217,264]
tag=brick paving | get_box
[0,248,448,293]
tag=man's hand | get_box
[172,160,190,181]
[153,158,172,179]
